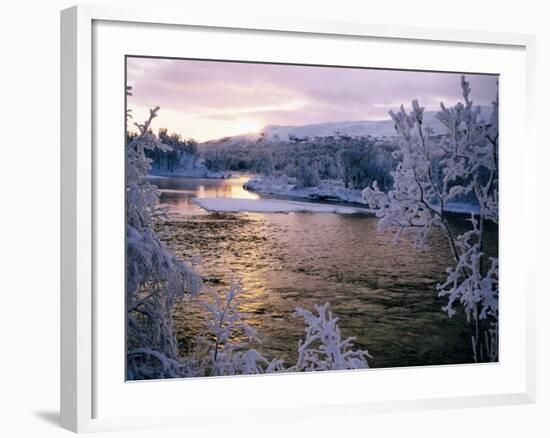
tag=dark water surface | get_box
[154,176,487,368]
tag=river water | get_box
[153,175,487,369]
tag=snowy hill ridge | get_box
[202,106,493,145]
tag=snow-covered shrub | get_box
[185,281,284,376]
[127,348,187,380]
[126,106,202,380]
[182,292,369,376]
[289,303,370,371]
[362,76,499,362]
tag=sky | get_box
[126,57,498,142]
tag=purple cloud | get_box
[127,57,498,141]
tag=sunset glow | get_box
[233,119,263,136]
[126,57,498,142]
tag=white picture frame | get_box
[60,4,536,433]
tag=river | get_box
[153,175,486,369]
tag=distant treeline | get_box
[127,128,200,173]
[128,128,481,204]
[200,136,399,191]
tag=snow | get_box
[444,202,480,215]
[292,303,370,371]
[266,106,493,140]
[202,107,493,145]
[244,175,364,203]
[245,176,480,215]
[264,119,398,141]
[192,197,372,214]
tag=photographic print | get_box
[125,57,499,380]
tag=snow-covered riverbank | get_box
[243,175,480,215]
[244,175,364,204]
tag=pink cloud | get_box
[126,57,498,139]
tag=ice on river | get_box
[192,197,372,214]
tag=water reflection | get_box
[152,176,259,215]
[153,176,496,368]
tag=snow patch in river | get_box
[192,197,372,214]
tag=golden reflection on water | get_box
[195,177,260,200]
[155,176,259,215]
[154,176,498,368]
[231,213,270,321]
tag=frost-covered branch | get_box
[183,293,368,377]
[126,105,201,380]
[188,281,281,376]
[289,303,370,371]
[362,76,499,362]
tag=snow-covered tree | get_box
[147,128,199,173]
[295,157,320,188]
[200,135,396,191]
[362,76,499,362]
[126,105,202,380]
